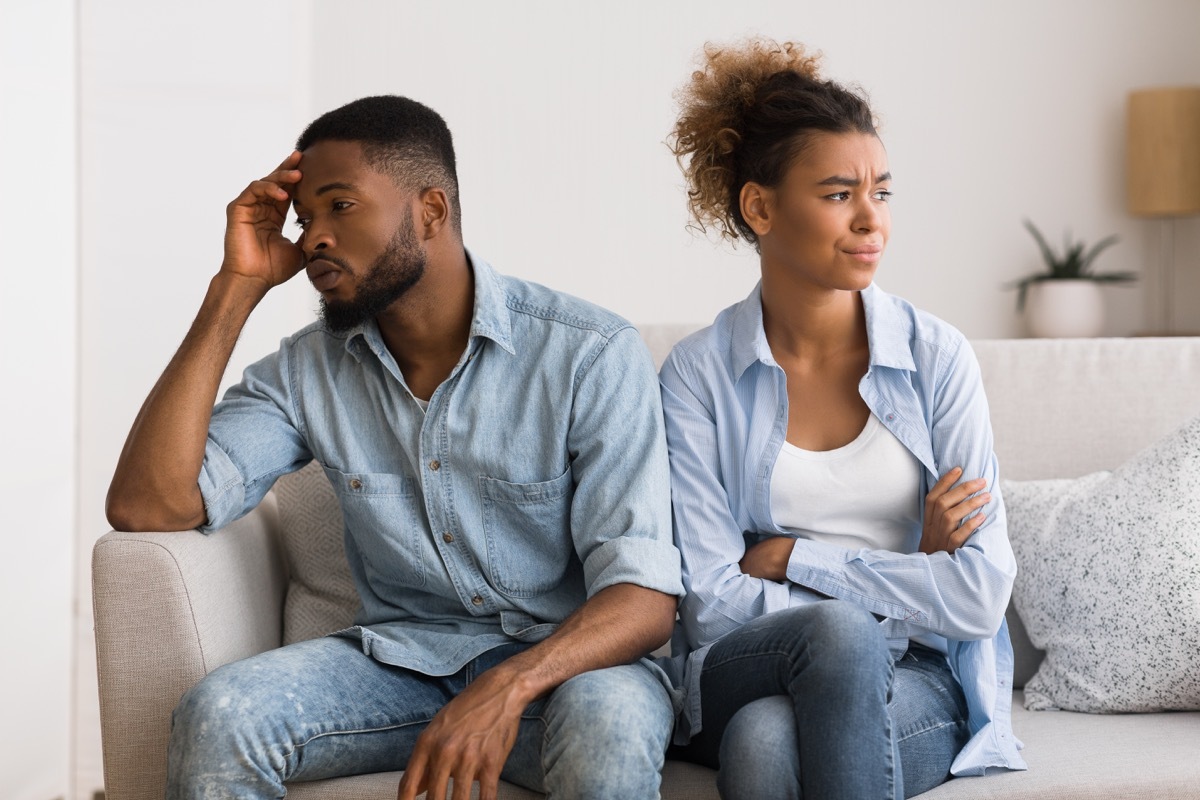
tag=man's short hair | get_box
[297,95,461,232]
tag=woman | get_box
[662,39,1027,799]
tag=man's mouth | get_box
[305,259,342,292]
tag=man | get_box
[106,95,683,800]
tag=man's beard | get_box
[318,212,427,332]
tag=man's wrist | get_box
[208,269,271,310]
[484,653,551,707]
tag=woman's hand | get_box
[739,536,796,582]
[920,467,990,555]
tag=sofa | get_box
[93,332,1200,800]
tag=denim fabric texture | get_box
[167,637,675,799]
[682,603,969,800]
[197,253,683,677]
[658,283,1025,776]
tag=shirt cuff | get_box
[196,437,247,533]
[582,536,685,599]
[785,536,853,586]
[786,538,927,625]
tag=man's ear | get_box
[418,188,451,239]
[739,182,773,238]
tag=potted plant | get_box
[1009,219,1134,338]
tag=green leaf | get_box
[1008,221,1132,310]
[1079,234,1120,275]
[1023,219,1059,272]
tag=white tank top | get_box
[770,412,947,654]
[770,412,922,551]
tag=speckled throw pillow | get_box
[1002,414,1200,713]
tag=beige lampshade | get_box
[1127,87,1200,217]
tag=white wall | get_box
[73,3,314,795]
[307,0,1200,337]
[39,1,1200,796]
[0,3,77,799]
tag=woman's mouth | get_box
[845,245,883,263]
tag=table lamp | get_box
[1126,87,1200,334]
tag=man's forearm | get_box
[106,272,267,532]
[489,583,677,705]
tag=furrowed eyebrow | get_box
[315,181,358,195]
[817,171,892,187]
[293,181,359,212]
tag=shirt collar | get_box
[729,281,917,380]
[464,250,516,355]
[861,283,917,372]
[340,248,516,360]
[729,283,775,381]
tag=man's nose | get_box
[302,220,333,255]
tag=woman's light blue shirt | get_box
[660,282,1027,776]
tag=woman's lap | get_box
[689,602,968,800]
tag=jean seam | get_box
[703,647,794,673]
[894,718,961,744]
[287,717,435,755]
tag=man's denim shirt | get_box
[198,254,684,676]
[659,282,1027,776]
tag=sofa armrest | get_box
[92,495,287,800]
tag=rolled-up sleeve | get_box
[567,326,683,599]
[198,342,312,532]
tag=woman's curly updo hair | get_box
[670,38,878,247]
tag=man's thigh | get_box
[171,635,461,783]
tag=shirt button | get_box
[349,479,362,490]
[429,459,441,471]
[442,532,454,543]
[471,595,483,606]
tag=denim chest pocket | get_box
[480,467,574,598]
[322,466,425,589]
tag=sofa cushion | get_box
[1002,414,1200,713]
[274,460,359,644]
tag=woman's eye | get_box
[294,217,309,229]
[332,201,352,211]
[873,190,894,202]
[827,191,850,202]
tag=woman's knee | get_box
[717,696,801,800]
[800,601,890,669]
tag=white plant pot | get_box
[1023,280,1105,338]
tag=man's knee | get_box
[171,658,287,763]
[540,664,674,799]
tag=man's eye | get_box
[294,217,309,229]
[332,201,352,211]
[874,190,894,202]
[826,192,850,202]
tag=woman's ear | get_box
[739,182,773,238]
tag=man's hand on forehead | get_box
[219,150,308,292]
